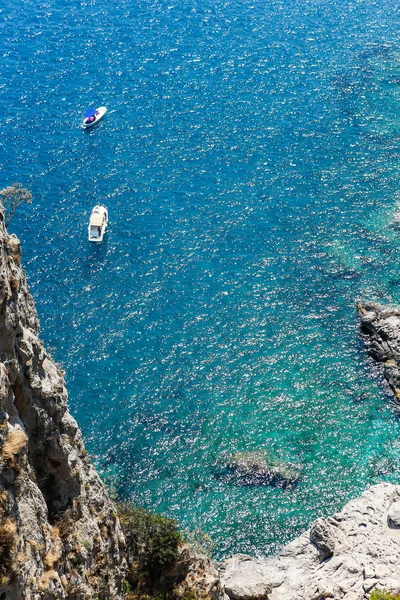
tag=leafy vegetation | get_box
[117,502,183,592]
[370,590,400,600]
[0,182,32,226]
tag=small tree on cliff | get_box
[0,183,32,226]
[117,502,182,590]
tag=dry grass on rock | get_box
[43,549,61,569]
[0,518,17,584]
[2,429,27,461]
[37,569,57,592]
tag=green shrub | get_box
[117,502,182,584]
[370,590,400,600]
[122,579,133,594]
[121,586,197,600]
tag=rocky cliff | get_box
[0,211,125,598]
[358,301,400,401]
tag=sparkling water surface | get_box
[2,0,400,558]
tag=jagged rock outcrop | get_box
[168,546,221,599]
[357,301,400,400]
[220,482,400,600]
[0,210,125,598]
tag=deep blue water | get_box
[2,0,400,558]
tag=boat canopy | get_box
[90,213,104,226]
[84,108,96,118]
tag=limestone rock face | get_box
[221,555,284,600]
[0,211,125,598]
[220,483,400,600]
[170,546,221,600]
[358,301,400,400]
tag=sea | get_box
[2,0,400,559]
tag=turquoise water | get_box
[2,0,400,558]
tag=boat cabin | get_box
[89,213,105,240]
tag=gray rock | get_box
[363,579,377,592]
[222,556,284,600]
[375,564,390,579]
[358,302,400,400]
[363,564,375,579]
[224,574,272,600]
[384,578,400,594]
[343,593,363,600]
[388,500,400,527]
[310,518,336,558]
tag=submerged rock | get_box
[213,451,301,488]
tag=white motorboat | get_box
[82,106,107,129]
[88,205,108,242]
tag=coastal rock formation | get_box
[0,211,125,598]
[220,482,400,600]
[357,301,400,400]
[168,546,221,600]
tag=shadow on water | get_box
[359,42,393,61]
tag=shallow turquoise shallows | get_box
[2,0,400,559]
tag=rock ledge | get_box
[220,483,400,600]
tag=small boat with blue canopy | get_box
[82,106,107,129]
